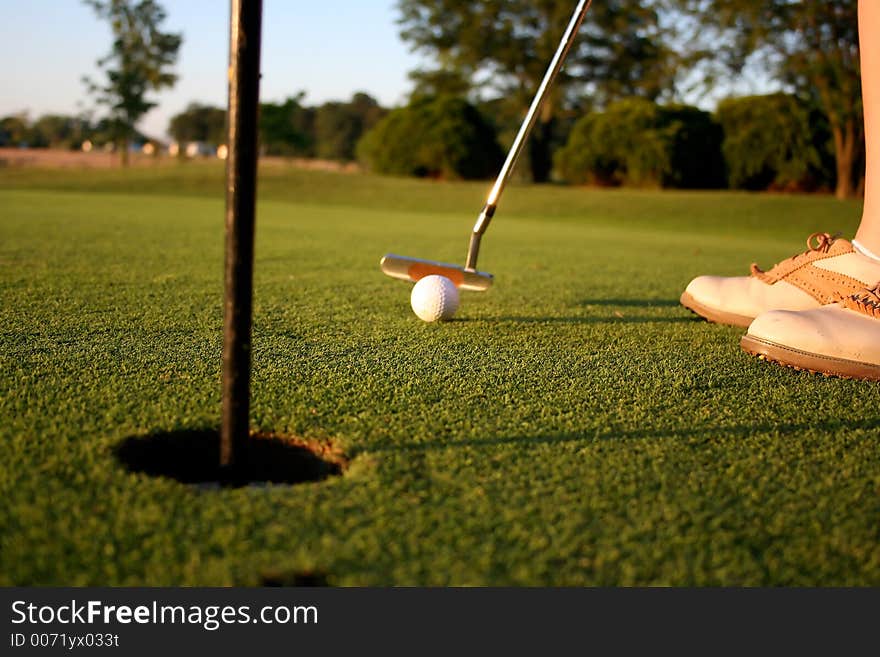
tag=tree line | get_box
[167,93,386,161]
[362,91,840,192]
[0,88,842,194]
[0,113,146,150]
[392,0,859,198]
[163,89,849,192]
[6,0,859,197]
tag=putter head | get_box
[380,254,493,292]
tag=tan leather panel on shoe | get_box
[752,233,880,306]
[749,232,853,284]
[781,266,867,304]
[749,233,867,303]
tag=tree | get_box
[408,69,473,100]
[349,92,387,127]
[169,103,227,146]
[397,0,676,182]
[357,95,503,180]
[259,94,315,157]
[83,0,182,165]
[716,94,822,191]
[664,1,860,199]
[0,114,30,147]
[0,113,106,149]
[555,97,724,188]
[29,115,84,149]
[313,93,386,162]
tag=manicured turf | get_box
[1,163,878,585]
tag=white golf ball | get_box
[410,275,460,322]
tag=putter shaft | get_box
[465,0,593,271]
[381,0,592,289]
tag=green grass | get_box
[1,163,878,585]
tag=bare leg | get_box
[855,0,880,254]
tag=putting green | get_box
[1,165,878,585]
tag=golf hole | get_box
[115,430,347,487]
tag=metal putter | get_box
[381,0,593,291]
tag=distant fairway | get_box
[1,163,878,585]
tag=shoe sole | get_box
[741,334,880,381]
[679,291,754,328]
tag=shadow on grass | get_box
[491,297,690,324]
[360,418,880,455]
[115,429,346,487]
[496,315,692,325]
[580,298,681,308]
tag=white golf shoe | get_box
[742,284,880,381]
[681,233,880,327]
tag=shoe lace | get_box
[804,231,838,254]
[750,232,839,278]
[844,284,880,318]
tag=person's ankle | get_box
[852,238,880,263]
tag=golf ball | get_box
[410,275,460,322]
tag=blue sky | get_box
[0,0,422,138]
